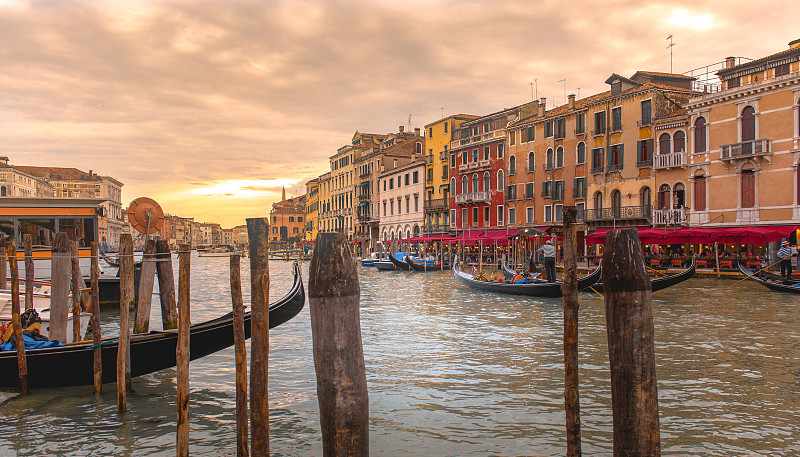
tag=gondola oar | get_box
[733,256,792,287]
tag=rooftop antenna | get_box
[441,107,444,119]
[576,87,581,99]
[408,114,412,131]
[558,78,566,105]
[667,34,675,73]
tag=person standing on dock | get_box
[777,240,794,279]
[538,239,557,283]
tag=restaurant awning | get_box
[585,225,800,245]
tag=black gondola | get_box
[387,252,411,271]
[501,261,543,280]
[591,258,695,293]
[405,256,450,271]
[452,260,601,298]
[738,263,800,294]
[0,263,305,389]
[373,260,396,271]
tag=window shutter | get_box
[637,141,642,162]
[648,139,654,160]
[573,178,578,198]
[619,144,624,167]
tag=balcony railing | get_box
[653,152,686,169]
[479,159,490,168]
[449,129,504,149]
[607,163,623,172]
[585,205,652,221]
[591,165,604,175]
[458,164,468,172]
[424,198,449,211]
[543,163,555,171]
[454,191,491,205]
[637,158,653,168]
[721,139,771,160]
[359,171,371,179]
[652,208,688,225]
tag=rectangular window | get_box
[484,146,490,160]
[462,208,467,228]
[555,205,563,222]
[383,201,387,216]
[525,182,534,199]
[472,126,479,136]
[545,205,553,222]
[289,216,294,222]
[594,111,605,135]
[637,139,653,167]
[406,198,410,213]
[612,107,622,131]
[473,207,479,225]
[576,202,585,220]
[694,176,706,211]
[428,127,433,138]
[526,207,534,223]
[462,152,467,165]
[414,195,418,212]
[510,129,517,146]
[577,143,586,164]
[444,123,448,133]
[591,147,604,173]
[413,171,419,184]
[484,206,490,225]
[389,179,394,190]
[554,180,564,201]
[506,184,515,200]
[497,143,504,158]
[442,165,448,180]
[609,144,623,170]
[573,178,586,198]
[542,181,552,197]
[472,149,478,162]
[522,126,535,143]
[576,112,585,134]
[641,100,652,125]
[545,121,553,138]
[451,209,457,227]
[484,124,489,133]
[450,153,456,168]
[298,216,303,222]
[727,77,740,89]
[742,170,755,208]
[508,207,516,225]
[498,205,504,226]
[427,168,433,182]
[555,118,565,138]
[405,174,409,186]
[391,200,394,215]
[775,63,790,77]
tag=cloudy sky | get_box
[1,0,797,227]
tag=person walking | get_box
[538,239,557,283]
[777,240,794,279]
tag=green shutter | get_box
[637,141,642,163]
[619,144,624,169]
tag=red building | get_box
[448,104,537,233]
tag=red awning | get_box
[586,225,800,245]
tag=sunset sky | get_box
[1,0,798,227]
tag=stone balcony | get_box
[454,191,491,205]
[720,139,771,160]
[653,152,686,169]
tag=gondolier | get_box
[538,239,557,283]
[777,240,794,279]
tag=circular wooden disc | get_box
[128,197,165,234]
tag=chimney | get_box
[568,94,575,109]
[539,97,546,116]
[398,125,404,133]
[725,56,736,69]
[414,127,420,136]
[790,38,800,50]
[88,169,93,176]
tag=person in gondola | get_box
[538,239,557,283]
[777,240,794,279]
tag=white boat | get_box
[0,290,91,344]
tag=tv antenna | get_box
[667,35,675,73]
[408,114,412,130]
[558,79,566,105]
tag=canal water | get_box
[0,254,799,456]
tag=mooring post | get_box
[230,254,249,457]
[71,241,82,343]
[309,232,369,456]
[246,218,270,456]
[155,240,179,330]
[134,240,157,334]
[603,228,661,456]
[560,206,581,456]
[8,243,28,394]
[176,243,191,457]
[91,243,102,393]
[118,233,134,413]
[50,232,71,344]
[23,235,34,311]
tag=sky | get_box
[1,0,798,227]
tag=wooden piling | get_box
[50,232,71,344]
[309,232,369,456]
[134,240,157,334]
[176,244,191,457]
[230,254,249,457]
[7,243,28,394]
[118,233,134,413]
[71,241,82,343]
[602,228,660,456]
[246,218,270,456]
[0,235,5,290]
[23,235,34,311]
[560,206,581,456]
[155,240,179,330]
[91,243,102,393]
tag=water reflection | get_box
[0,256,798,456]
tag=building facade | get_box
[269,192,306,243]
[305,178,319,241]
[378,158,426,243]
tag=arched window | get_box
[694,174,706,211]
[461,176,468,194]
[741,106,756,154]
[577,142,586,164]
[611,190,622,218]
[451,177,456,195]
[694,117,707,152]
[483,172,490,192]
[509,155,516,174]
[546,148,554,168]
[556,146,564,168]
[413,225,420,236]
[497,170,504,191]
[527,151,535,172]
[594,191,603,211]
[673,183,685,209]
[640,186,651,211]
[673,131,686,153]
[741,166,756,208]
[0,186,6,197]
[472,174,478,193]
[659,132,671,155]
[658,184,671,209]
